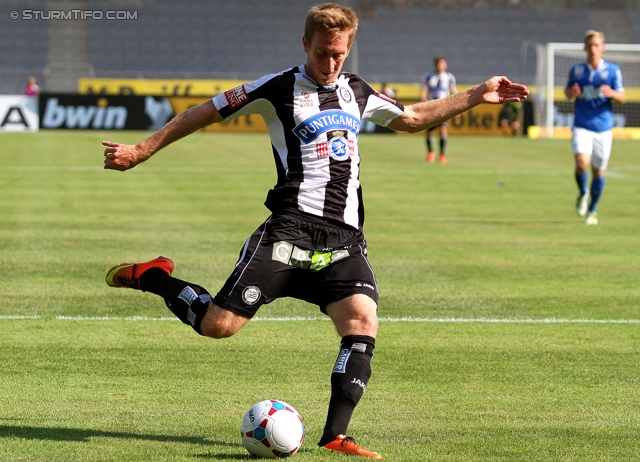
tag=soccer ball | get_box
[241,399,304,458]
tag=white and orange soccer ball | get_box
[241,399,304,458]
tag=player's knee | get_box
[353,311,378,336]
[199,307,246,339]
[200,319,236,339]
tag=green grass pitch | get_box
[1,130,639,461]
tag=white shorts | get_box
[572,127,612,171]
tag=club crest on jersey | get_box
[224,85,249,109]
[339,86,352,103]
[293,110,360,144]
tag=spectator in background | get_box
[421,56,457,163]
[565,30,625,226]
[24,76,40,96]
[498,101,522,136]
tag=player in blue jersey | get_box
[421,56,457,163]
[565,30,625,225]
[101,3,528,458]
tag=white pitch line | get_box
[0,315,639,324]
[378,317,640,324]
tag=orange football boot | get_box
[106,256,174,289]
[320,435,382,459]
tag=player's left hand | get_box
[480,76,529,104]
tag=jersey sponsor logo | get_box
[242,286,261,305]
[578,85,603,101]
[292,110,360,144]
[224,85,249,109]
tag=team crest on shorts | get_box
[242,286,261,305]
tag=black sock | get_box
[318,335,375,447]
[440,137,447,155]
[139,268,210,335]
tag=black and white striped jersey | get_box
[212,65,404,230]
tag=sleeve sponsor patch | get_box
[224,85,250,109]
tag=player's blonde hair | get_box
[584,30,605,44]
[304,3,358,48]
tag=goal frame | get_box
[544,42,640,138]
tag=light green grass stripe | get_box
[2,315,639,323]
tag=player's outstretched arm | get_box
[103,100,223,171]
[388,76,529,133]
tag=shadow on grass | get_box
[0,424,253,459]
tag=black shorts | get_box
[212,211,379,318]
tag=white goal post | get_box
[534,42,640,138]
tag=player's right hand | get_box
[567,83,581,98]
[102,141,148,171]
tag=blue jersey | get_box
[566,59,624,132]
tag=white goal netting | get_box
[533,42,640,138]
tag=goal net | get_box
[531,42,640,138]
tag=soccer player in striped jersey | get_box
[421,56,457,163]
[565,30,625,225]
[102,3,528,458]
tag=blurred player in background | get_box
[421,56,457,163]
[565,30,625,225]
[102,3,528,458]
[381,82,395,99]
[498,101,522,136]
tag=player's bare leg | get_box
[199,304,250,338]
